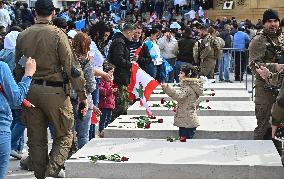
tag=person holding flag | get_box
[137,28,163,80]
[161,64,203,140]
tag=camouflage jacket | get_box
[249,29,284,83]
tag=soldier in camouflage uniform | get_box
[14,0,87,178]
[249,9,283,140]
[193,26,220,79]
[256,63,284,162]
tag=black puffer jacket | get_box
[177,37,195,63]
[108,32,132,86]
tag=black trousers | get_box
[234,51,246,81]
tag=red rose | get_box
[145,123,151,129]
[161,98,165,104]
[149,115,156,119]
[121,156,129,161]
[173,107,177,112]
[206,99,209,102]
[211,93,215,96]
[158,118,163,123]
[180,136,187,142]
[207,106,211,109]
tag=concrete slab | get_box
[105,115,257,140]
[127,101,255,116]
[66,138,283,179]
[155,82,246,91]
[150,90,251,101]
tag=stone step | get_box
[150,90,251,101]
[105,115,257,140]
[66,138,283,179]
[155,82,246,91]
[127,101,255,116]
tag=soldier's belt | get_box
[33,79,64,88]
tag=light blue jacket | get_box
[0,61,31,132]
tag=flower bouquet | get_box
[89,154,129,163]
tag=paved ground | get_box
[5,73,255,179]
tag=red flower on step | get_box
[206,99,209,102]
[180,136,187,142]
[207,106,211,109]
[173,107,177,112]
[121,156,129,161]
[149,115,156,119]
[145,123,151,129]
[211,93,215,96]
[158,118,164,123]
[160,98,165,104]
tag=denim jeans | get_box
[165,58,176,83]
[99,108,112,132]
[10,109,25,152]
[89,78,100,140]
[91,78,101,107]
[75,109,92,149]
[174,61,189,83]
[145,62,157,79]
[179,127,197,139]
[218,52,231,81]
[0,131,11,179]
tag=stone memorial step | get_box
[66,138,283,179]
[150,90,251,101]
[105,115,257,140]
[127,101,255,116]
[155,82,246,91]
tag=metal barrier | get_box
[219,48,254,100]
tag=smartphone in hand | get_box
[78,102,86,120]
[18,56,28,68]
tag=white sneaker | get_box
[10,150,22,160]
[57,169,65,178]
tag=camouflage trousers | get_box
[254,83,276,140]
[111,85,129,122]
[22,85,74,178]
[200,58,217,79]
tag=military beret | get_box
[35,0,54,13]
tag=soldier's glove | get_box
[277,96,284,108]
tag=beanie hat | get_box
[35,0,54,16]
[263,9,280,24]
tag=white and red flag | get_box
[127,63,159,116]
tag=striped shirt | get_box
[129,40,142,60]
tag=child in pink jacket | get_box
[98,64,117,137]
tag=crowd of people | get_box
[0,0,283,178]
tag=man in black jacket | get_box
[108,23,135,120]
[175,28,196,82]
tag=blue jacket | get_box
[233,31,250,50]
[0,61,31,132]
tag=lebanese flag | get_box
[127,63,159,115]
[134,46,142,57]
